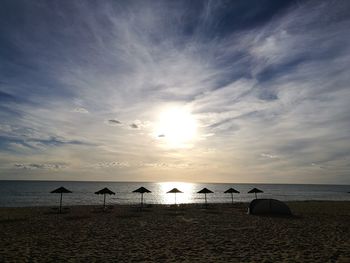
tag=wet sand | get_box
[0,201,349,262]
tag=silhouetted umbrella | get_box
[248,188,263,199]
[197,188,213,208]
[224,188,240,205]
[95,187,115,209]
[50,187,72,213]
[133,187,151,207]
[167,188,183,205]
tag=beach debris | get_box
[224,188,240,205]
[133,187,152,208]
[248,199,292,216]
[95,187,115,209]
[197,188,213,208]
[50,187,72,213]
[167,188,183,205]
[248,188,263,199]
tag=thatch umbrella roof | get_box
[167,188,183,194]
[95,187,115,208]
[51,186,72,194]
[224,188,240,205]
[197,188,213,194]
[95,187,115,195]
[133,187,151,194]
[224,188,240,194]
[133,187,151,208]
[248,188,263,199]
[248,188,263,194]
[50,187,72,213]
[197,188,213,208]
[167,188,183,205]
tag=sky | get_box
[0,0,350,184]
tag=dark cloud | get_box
[258,90,278,101]
[0,90,17,102]
[130,123,138,129]
[108,119,121,125]
[199,0,296,37]
[31,137,90,147]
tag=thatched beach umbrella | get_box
[248,188,263,199]
[50,186,72,213]
[95,187,115,209]
[133,187,151,207]
[197,188,213,208]
[167,188,183,205]
[224,188,240,205]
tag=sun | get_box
[154,106,198,148]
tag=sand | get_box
[0,201,349,262]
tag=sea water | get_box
[0,180,349,207]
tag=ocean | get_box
[0,181,349,207]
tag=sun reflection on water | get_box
[158,182,195,204]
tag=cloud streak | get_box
[0,0,349,183]
[14,162,68,170]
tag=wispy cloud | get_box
[92,161,130,169]
[14,162,68,170]
[73,107,89,114]
[0,0,349,183]
[260,153,279,160]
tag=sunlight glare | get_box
[154,106,197,148]
[159,182,195,204]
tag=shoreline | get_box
[1,199,350,209]
[1,201,350,262]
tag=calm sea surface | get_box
[0,181,349,207]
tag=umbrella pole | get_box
[255,192,257,199]
[59,193,63,213]
[103,193,106,209]
[231,193,234,205]
[175,193,177,205]
[205,193,207,208]
[141,193,144,208]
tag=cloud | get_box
[107,119,122,126]
[139,162,192,169]
[32,137,90,147]
[260,153,279,159]
[0,90,18,103]
[73,107,89,114]
[93,161,130,168]
[14,162,68,170]
[0,0,349,183]
[0,134,92,153]
[0,124,12,133]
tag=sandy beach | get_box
[0,201,349,262]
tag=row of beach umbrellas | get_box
[51,186,264,213]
